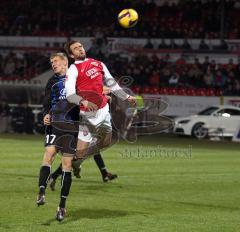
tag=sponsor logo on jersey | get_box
[86,67,99,79]
[59,88,66,99]
[60,88,66,96]
[86,67,97,76]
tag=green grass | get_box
[0,134,240,232]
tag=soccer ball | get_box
[118,9,138,28]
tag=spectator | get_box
[175,54,186,66]
[202,56,210,72]
[198,39,210,50]
[216,39,229,50]
[3,54,16,76]
[158,38,169,49]
[187,63,203,87]
[169,72,180,86]
[224,84,234,96]
[203,68,214,87]
[169,39,178,49]
[225,58,235,72]
[88,37,109,60]
[149,71,160,87]
[182,38,192,50]
[210,59,217,71]
[194,58,202,69]
[144,38,154,49]
[214,70,226,88]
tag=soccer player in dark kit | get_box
[36,52,117,221]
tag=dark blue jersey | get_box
[42,74,79,124]
[51,75,66,110]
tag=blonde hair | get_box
[50,52,68,61]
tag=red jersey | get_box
[74,58,108,111]
[66,58,129,111]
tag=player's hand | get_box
[103,86,111,101]
[103,86,111,95]
[81,100,98,111]
[105,95,112,101]
[43,114,51,125]
[127,96,137,107]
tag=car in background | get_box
[173,105,240,139]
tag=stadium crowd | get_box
[0,0,240,39]
[107,53,240,96]
[0,48,240,96]
[0,0,240,99]
[0,51,49,80]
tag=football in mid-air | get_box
[118,9,138,28]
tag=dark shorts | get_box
[44,126,78,155]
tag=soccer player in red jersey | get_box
[64,40,136,167]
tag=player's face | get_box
[70,42,86,60]
[51,56,67,75]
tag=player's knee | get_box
[100,136,112,148]
[42,150,56,165]
[42,158,54,166]
[76,140,89,158]
[62,156,73,171]
[62,162,72,172]
[105,138,111,147]
[76,149,86,158]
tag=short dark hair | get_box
[64,40,79,55]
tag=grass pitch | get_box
[0,134,240,232]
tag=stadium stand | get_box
[0,0,240,39]
[0,0,240,134]
[0,51,50,81]
[0,48,240,96]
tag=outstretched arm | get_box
[102,63,136,106]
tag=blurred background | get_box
[0,0,240,140]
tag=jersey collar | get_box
[74,58,88,64]
[54,73,65,79]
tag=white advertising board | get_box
[143,95,221,116]
[223,97,240,108]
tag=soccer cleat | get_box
[48,177,56,191]
[56,207,66,222]
[36,194,45,206]
[102,172,118,182]
[72,165,81,179]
